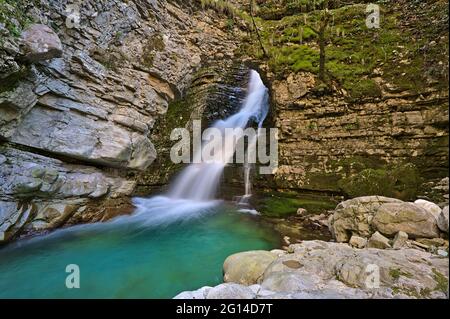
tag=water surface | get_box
[0,198,279,298]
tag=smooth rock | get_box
[205,283,256,299]
[372,202,440,238]
[20,24,62,62]
[223,251,277,285]
[414,199,442,220]
[178,240,449,299]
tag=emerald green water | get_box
[0,197,279,298]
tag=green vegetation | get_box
[142,34,166,68]
[0,0,35,37]
[199,0,240,19]
[389,268,413,280]
[257,193,336,218]
[338,162,423,200]
[432,268,449,294]
[240,0,449,98]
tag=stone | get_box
[329,196,403,242]
[392,231,408,249]
[296,208,307,216]
[20,24,62,62]
[372,202,440,238]
[414,199,442,220]
[367,231,391,249]
[173,286,211,299]
[416,238,448,248]
[178,240,449,299]
[349,235,367,248]
[437,206,449,233]
[223,251,277,285]
[205,283,256,299]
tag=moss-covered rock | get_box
[338,163,423,201]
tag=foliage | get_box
[258,193,336,218]
[241,0,449,98]
[0,0,35,37]
[338,163,423,200]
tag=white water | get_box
[168,70,269,201]
[132,70,269,224]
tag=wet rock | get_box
[437,206,449,233]
[223,251,277,285]
[372,202,440,238]
[392,231,408,249]
[20,24,62,62]
[367,231,391,249]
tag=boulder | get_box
[173,286,211,299]
[20,24,62,62]
[329,196,402,242]
[223,251,277,285]
[414,199,442,220]
[367,231,391,249]
[349,235,367,249]
[177,240,449,299]
[205,283,256,299]
[392,231,408,249]
[437,206,449,233]
[372,202,440,238]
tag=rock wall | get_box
[0,0,239,242]
[243,0,449,202]
[262,71,448,198]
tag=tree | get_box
[249,0,268,58]
[306,1,332,81]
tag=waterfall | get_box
[168,70,269,201]
[132,70,268,224]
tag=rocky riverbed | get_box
[176,195,449,299]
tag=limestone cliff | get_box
[0,0,239,242]
[242,0,449,203]
[1,0,449,241]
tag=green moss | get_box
[390,268,413,280]
[0,0,35,37]
[199,0,237,18]
[142,34,165,68]
[432,268,449,294]
[338,163,422,201]
[243,1,448,97]
[258,193,336,218]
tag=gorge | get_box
[0,0,449,299]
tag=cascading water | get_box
[168,70,269,201]
[133,70,269,223]
[0,70,279,299]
